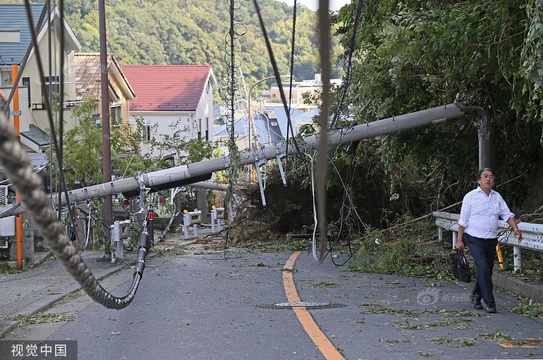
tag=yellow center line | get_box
[282,251,344,360]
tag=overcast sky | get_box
[279,0,351,11]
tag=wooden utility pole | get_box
[99,0,112,257]
[476,113,493,169]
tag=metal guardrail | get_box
[433,211,543,271]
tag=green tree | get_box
[150,118,214,166]
[50,98,155,187]
[333,0,542,216]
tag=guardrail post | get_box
[183,211,190,239]
[110,219,130,262]
[110,221,123,262]
[183,210,202,239]
[211,207,224,234]
[513,246,522,272]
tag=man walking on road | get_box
[455,168,522,314]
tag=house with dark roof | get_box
[121,65,217,160]
[73,53,135,127]
[0,3,81,150]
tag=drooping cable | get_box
[326,149,372,266]
[2,1,151,309]
[23,1,77,242]
[331,0,365,129]
[252,0,305,160]
[284,0,298,168]
[0,109,149,309]
[303,152,320,262]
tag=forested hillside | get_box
[53,0,336,87]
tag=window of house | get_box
[110,105,121,125]
[92,113,100,128]
[143,125,151,142]
[43,76,60,104]
[0,30,20,43]
[198,118,202,140]
[22,77,30,108]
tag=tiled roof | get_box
[73,53,135,101]
[0,4,46,65]
[121,65,213,112]
[73,53,103,100]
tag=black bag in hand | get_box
[449,249,471,283]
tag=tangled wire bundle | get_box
[0,110,143,309]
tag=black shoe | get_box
[471,295,483,309]
[486,306,497,314]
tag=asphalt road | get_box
[2,245,543,360]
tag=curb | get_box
[493,271,543,303]
[12,264,126,317]
[0,259,132,338]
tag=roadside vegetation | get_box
[4,0,543,318]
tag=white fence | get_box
[433,211,543,271]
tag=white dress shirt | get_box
[458,186,515,239]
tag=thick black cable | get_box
[284,0,298,167]
[23,1,77,241]
[0,109,148,309]
[252,0,305,159]
[7,1,150,309]
[331,0,365,129]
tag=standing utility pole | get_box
[12,64,23,269]
[476,113,493,170]
[99,0,112,257]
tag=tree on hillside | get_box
[54,0,331,86]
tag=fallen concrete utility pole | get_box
[14,103,468,210]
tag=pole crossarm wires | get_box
[48,103,467,207]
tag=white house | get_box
[121,65,217,161]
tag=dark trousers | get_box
[465,233,498,308]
